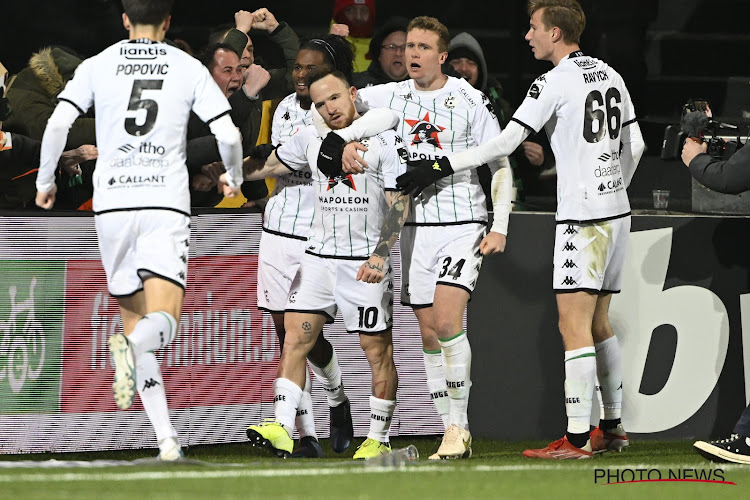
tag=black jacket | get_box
[689,146,750,194]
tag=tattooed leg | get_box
[278,312,327,388]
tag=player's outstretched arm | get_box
[357,191,411,283]
[313,106,399,174]
[36,102,80,209]
[396,121,530,196]
[209,114,243,197]
[241,148,291,181]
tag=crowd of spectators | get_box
[0,1,564,212]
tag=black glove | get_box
[249,143,276,160]
[396,157,455,196]
[317,132,346,178]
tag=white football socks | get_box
[273,377,303,436]
[309,350,347,407]
[595,336,623,420]
[564,346,597,434]
[367,396,396,443]
[135,351,176,443]
[439,331,472,430]
[128,312,177,356]
[295,366,317,439]
[423,349,450,429]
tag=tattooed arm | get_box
[357,191,411,284]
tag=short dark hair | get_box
[196,42,237,71]
[122,0,173,26]
[304,69,350,93]
[407,16,450,53]
[528,0,586,44]
[300,35,355,85]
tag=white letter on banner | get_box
[610,228,729,433]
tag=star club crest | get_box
[327,173,356,191]
[405,112,446,149]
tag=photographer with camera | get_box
[682,132,750,194]
[682,109,750,464]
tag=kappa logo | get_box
[561,276,577,286]
[563,242,577,251]
[143,378,160,390]
[405,284,410,296]
[264,289,269,302]
[108,177,116,185]
[282,111,290,120]
[401,91,413,100]
[562,259,577,269]
[563,225,578,235]
[598,183,606,192]
[179,253,187,263]
[536,75,547,83]
[177,271,185,280]
[182,238,189,247]
[405,112,446,148]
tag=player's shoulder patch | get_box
[527,82,544,100]
[527,70,558,100]
[379,129,408,164]
[478,91,497,119]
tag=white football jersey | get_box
[58,39,230,215]
[358,76,501,225]
[276,126,406,259]
[264,93,315,238]
[512,51,637,223]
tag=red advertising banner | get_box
[61,256,279,413]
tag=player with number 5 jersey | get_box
[35,0,243,462]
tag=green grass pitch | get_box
[1,438,747,499]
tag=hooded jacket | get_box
[353,16,409,88]
[4,48,95,149]
[448,32,489,92]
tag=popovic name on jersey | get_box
[512,51,637,223]
[57,39,231,215]
[358,77,502,226]
[276,125,405,259]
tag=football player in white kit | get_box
[239,69,410,459]
[257,35,400,458]
[338,16,515,459]
[35,0,244,460]
[258,34,354,459]
[397,0,646,459]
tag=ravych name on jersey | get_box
[583,70,609,84]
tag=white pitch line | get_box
[0,463,746,483]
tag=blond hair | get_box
[528,0,586,44]
[407,16,450,53]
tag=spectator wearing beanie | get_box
[353,16,409,88]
